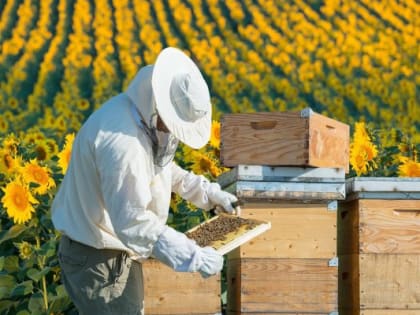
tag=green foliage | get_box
[0,138,76,315]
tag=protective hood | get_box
[125,64,156,129]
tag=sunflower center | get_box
[3,154,13,169]
[13,193,26,211]
[36,146,47,160]
[33,170,46,183]
[199,157,212,170]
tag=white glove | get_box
[207,184,241,215]
[196,247,224,278]
[152,226,223,278]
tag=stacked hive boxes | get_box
[219,165,344,314]
[338,177,420,315]
[220,108,350,314]
[143,259,221,315]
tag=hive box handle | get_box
[250,121,277,130]
[393,209,420,216]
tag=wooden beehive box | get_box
[142,259,221,315]
[219,165,346,314]
[220,108,350,172]
[338,177,420,314]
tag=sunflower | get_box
[34,139,53,162]
[398,156,420,177]
[8,97,19,110]
[1,178,38,224]
[210,120,221,149]
[2,134,19,155]
[0,148,22,175]
[55,116,67,131]
[15,241,33,260]
[58,133,75,174]
[181,144,196,165]
[353,122,371,142]
[170,192,182,213]
[45,139,59,157]
[350,122,378,176]
[0,116,8,133]
[76,98,90,111]
[350,142,378,176]
[23,130,45,145]
[20,159,55,195]
[190,150,223,178]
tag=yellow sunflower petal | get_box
[1,179,38,224]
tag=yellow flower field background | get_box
[0,0,419,314]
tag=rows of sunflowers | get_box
[0,0,419,313]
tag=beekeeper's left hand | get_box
[208,186,241,216]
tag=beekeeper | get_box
[51,47,240,315]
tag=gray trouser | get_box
[58,235,144,315]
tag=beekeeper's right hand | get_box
[152,226,223,278]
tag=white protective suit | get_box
[51,65,233,275]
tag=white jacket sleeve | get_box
[170,162,219,210]
[97,135,165,258]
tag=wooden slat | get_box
[340,310,420,315]
[360,311,420,315]
[221,111,308,167]
[338,199,420,254]
[229,203,337,259]
[228,313,332,315]
[338,200,360,255]
[227,258,338,313]
[358,199,420,254]
[221,110,349,170]
[309,111,350,173]
[339,254,420,310]
[339,254,360,310]
[359,254,420,309]
[142,259,221,314]
[227,313,327,315]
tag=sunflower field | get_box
[0,0,419,314]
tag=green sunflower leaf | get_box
[0,224,28,245]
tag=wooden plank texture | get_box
[339,254,420,310]
[360,311,420,315]
[309,111,350,173]
[338,200,360,255]
[338,199,420,254]
[229,203,337,259]
[358,199,420,254]
[221,111,308,167]
[339,254,360,310]
[228,313,333,315]
[220,110,349,171]
[142,259,221,314]
[340,310,420,315]
[227,311,326,315]
[227,258,338,313]
[359,254,420,309]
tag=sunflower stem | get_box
[35,236,49,311]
